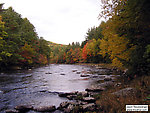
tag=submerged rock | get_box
[45,72,52,74]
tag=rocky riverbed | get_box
[0,64,124,113]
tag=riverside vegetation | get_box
[0,0,150,112]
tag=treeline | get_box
[51,0,150,77]
[49,27,109,64]
[0,4,51,70]
[1,0,150,76]
[50,42,81,64]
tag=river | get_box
[0,64,109,112]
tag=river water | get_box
[0,64,106,112]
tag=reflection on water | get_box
[0,64,98,112]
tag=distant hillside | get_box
[48,41,67,48]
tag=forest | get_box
[0,0,150,78]
[50,0,150,78]
[0,4,51,70]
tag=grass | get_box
[95,75,150,113]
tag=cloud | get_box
[1,0,102,44]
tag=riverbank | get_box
[95,75,150,112]
[5,73,150,112]
[75,63,126,71]
[62,63,149,112]
[2,64,150,112]
[56,72,150,112]
[56,74,150,112]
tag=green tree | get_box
[0,15,11,68]
[1,7,26,65]
[20,18,38,45]
[86,26,103,41]
[100,0,150,76]
[0,6,51,68]
[38,37,51,62]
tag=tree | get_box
[81,39,104,63]
[38,37,51,62]
[86,25,103,41]
[20,18,38,45]
[100,23,135,67]
[81,42,89,63]
[99,0,150,76]
[0,3,4,13]
[19,43,36,65]
[0,6,51,68]
[0,15,11,68]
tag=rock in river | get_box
[63,104,74,113]
[76,71,81,74]
[58,91,78,97]
[5,109,19,113]
[15,105,33,112]
[82,103,96,111]
[34,105,56,112]
[45,72,52,74]
[59,92,68,97]
[72,69,77,72]
[59,101,70,109]
[67,95,77,100]
[80,74,90,77]
[77,91,89,97]
[58,101,77,113]
[82,97,96,103]
[85,87,106,92]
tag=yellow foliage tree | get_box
[99,20,135,67]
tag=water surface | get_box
[0,64,100,112]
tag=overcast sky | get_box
[1,0,102,45]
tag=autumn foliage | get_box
[0,6,51,69]
[0,0,149,76]
[49,0,150,77]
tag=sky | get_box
[1,0,102,45]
